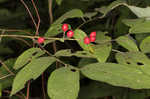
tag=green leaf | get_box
[11,57,56,96]
[14,48,45,70]
[55,49,94,58]
[95,0,125,18]
[45,9,83,37]
[128,6,150,20]
[116,35,139,51]
[45,24,63,37]
[78,58,97,68]
[115,52,150,77]
[81,62,150,89]
[122,18,145,27]
[53,9,83,25]
[74,29,94,53]
[140,36,150,53]
[129,20,150,33]
[47,66,80,99]
[83,12,97,19]
[115,52,150,66]
[93,32,112,62]
[56,0,63,5]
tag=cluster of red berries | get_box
[84,31,96,44]
[62,24,74,38]
[37,24,96,45]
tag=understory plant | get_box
[1,0,150,99]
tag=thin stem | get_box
[31,0,41,36]
[0,29,32,34]
[0,34,79,41]
[0,74,12,80]
[112,49,124,53]
[26,81,30,99]
[0,60,15,75]
[42,74,46,99]
[20,0,37,29]
[48,0,53,24]
[11,37,32,47]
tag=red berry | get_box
[90,31,96,37]
[38,37,45,44]
[84,37,90,44]
[90,36,96,42]
[62,24,69,32]
[67,30,74,38]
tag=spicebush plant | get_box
[1,0,150,99]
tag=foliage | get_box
[1,0,150,99]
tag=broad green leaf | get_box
[122,18,145,27]
[116,35,139,51]
[135,34,150,44]
[14,48,45,70]
[47,66,80,99]
[116,52,150,65]
[128,6,150,20]
[93,31,112,62]
[81,62,150,89]
[83,12,97,19]
[45,24,63,37]
[45,9,83,37]
[55,49,94,58]
[78,58,97,68]
[53,9,83,25]
[11,57,56,96]
[129,20,150,33]
[116,52,150,77]
[96,0,125,18]
[140,36,150,53]
[56,0,63,5]
[74,29,94,53]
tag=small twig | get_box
[0,74,12,80]
[26,81,30,99]
[11,37,32,47]
[0,34,79,41]
[20,0,37,29]
[112,49,124,53]
[42,74,46,99]
[0,29,32,34]
[0,60,15,75]
[31,0,41,36]
[48,0,53,24]
[0,29,5,42]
